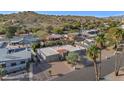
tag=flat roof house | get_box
[37,47,60,62]
[83,29,98,38]
[0,48,31,73]
[10,37,23,45]
[22,35,40,44]
[46,34,63,41]
[81,39,95,49]
[9,35,40,45]
[37,45,86,62]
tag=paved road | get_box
[53,53,124,81]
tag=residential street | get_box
[53,53,124,81]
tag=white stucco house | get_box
[0,48,31,73]
[37,45,86,62]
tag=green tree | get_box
[31,43,40,52]
[52,28,63,34]
[96,33,106,48]
[113,28,124,76]
[72,22,81,29]
[87,45,100,81]
[5,26,18,38]
[109,20,121,27]
[34,31,49,40]
[107,27,124,76]
[46,25,53,33]
[113,28,123,49]
[0,24,6,34]
[98,25,109,32]
[63,23,72,31]
[95,33,106,78]
[107,27,123,49]
[66,52,80,69]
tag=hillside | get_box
[0,11,104,28]
[0,11,122,38]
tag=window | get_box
[11,63,16,66]
[20,61,25,64]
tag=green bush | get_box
[66,52,80,65]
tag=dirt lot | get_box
[33,61,74,80]
[48,61,73,76]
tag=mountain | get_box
[105,15,124,22]
[0,11,122,36]
[0,11,103,27]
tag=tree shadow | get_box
[57,73,64,77]
[78,57,93,66]
[50,73,64,77]
[32,62,52,74]
[118,74,124,76]
[75,67,81,70]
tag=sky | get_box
[0,11,124,17]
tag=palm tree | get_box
[108,27,124,76]
[110,28,124,76]
[95,33,106,78]
[112,28,123,49]
[87,45,100,81]
[114,51,121,76]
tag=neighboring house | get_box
[37,45,86,62]
[75,35,86,41]
[9,37,24,45]
[22,34,40,44]
[83,29,98,38]
[37,47,60,62]
[81,39,95,49]
[0,48,31,73]
[46,34,63,41]
[87,29,98,38]
[9,35,39,46]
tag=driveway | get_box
[101,49,115,60]
[53,52,124,81]
[49,61,73,75]
[33,61,73,80]
[104,67,124,81]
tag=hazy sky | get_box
[0,11,124,17]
